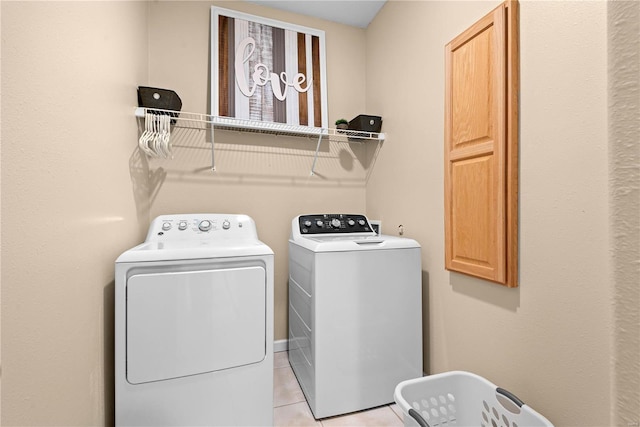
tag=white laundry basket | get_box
[394,371,554,427]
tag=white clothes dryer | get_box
[288,214,423,419]
[115,214,273,427]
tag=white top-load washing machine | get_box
[288,214,423,419]
[115,214,273,427]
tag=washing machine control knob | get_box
[222,220,231,230]
[331,218,341,228]
[316,220,324,228]
[178,221,188,230]
[162,222,172,231]
[347,219,355,227]
[304,220,312,228]
[198,220,212,231]
[358,219,366,226]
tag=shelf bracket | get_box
[210,122,216,172]
[310,131,324,176]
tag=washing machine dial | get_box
[222,220,231,230]
[347,219,355,227]
[331,218,341,228]
[198,220,212,231]
[316,220,324,228]
[178,221,188,230]
[358,219,366,226]
[162,222,172,231]
[304,220,312,228]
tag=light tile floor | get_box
[273,351,405,427]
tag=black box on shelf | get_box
[345,115,382,141]
[137,86,182,112]
[137,86,182,124]
[348,115,382,133]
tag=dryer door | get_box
[126,266,266,384]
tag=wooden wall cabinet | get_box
[444,0,519,287]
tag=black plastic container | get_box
[137,86,182,111]
[346,115,382,141]
[348,114,382,133]
[137,86,182,124]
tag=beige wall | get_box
[1,1,149,425]
[366,1,617,426]
[609,1,640,425]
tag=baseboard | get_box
[273,339,288,353]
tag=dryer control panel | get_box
[146,214,259,241]
[298,214,372,234]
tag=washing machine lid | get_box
[291,233,419,252]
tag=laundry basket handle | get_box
[496,387,525,407]
[408,408,431,427]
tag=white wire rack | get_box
[134,107,385,174]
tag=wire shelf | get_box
[135,107,385,174]
[135,107,384,141]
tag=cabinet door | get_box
[444,1,519,287]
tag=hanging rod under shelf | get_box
[135,107,385,174]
